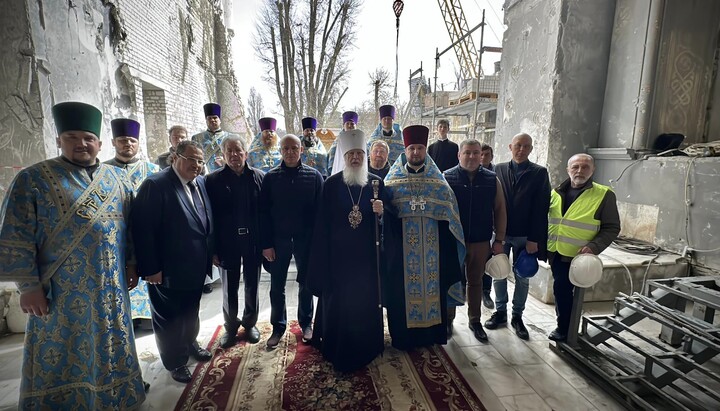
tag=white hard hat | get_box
[486,254,511,280]
[569,254,603,288]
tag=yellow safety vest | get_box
[548,182,610,257]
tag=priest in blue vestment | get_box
[105,118,161,191]
[383,125,465,350]
[299,116,328,176]
[307,129,387,372]
[368,104,404,167]
[0,102,146,409]
[105,118,160,322]
[192,103,240,172]
[247,117,282,172]
[328,110,358,175]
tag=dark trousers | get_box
[148,285,203,370]
[551,257,574,334]
[483,273,493,292]
[222,254,261,333]
[270,238,314,334]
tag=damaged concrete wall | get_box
[595,0,720,271]
[0,0,251,204]
[0,0,123,202]
[600,0,720,148]
[496,0,616,184]
[593,157,720,270]
[0,0,46,201]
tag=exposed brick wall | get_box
[115,0,248,158]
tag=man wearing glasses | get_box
[131,140,215,384]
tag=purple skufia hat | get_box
[342,111,359,124]
[301,117,317,130]
[111,118,141,139]
[258,117,277,132]
[378,105,395,119]
[203,103,221,117]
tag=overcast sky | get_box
[231,0,506,124]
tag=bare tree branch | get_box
[254,0,362,132]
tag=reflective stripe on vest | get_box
[547,182,610,257]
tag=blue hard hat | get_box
[513,249,539,278]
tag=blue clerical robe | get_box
[382,155,465,350]
[301,138,329,177]
[0,157,145,410]
[104,157,160,319]
[247,132,281,172]
[368,123,405,166]
[192,129,238,172]
[104,157,160,193]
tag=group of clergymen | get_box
[0,99,620,409]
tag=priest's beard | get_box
[343,163,368,187]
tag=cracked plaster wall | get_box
[600,0,720,148]
[595,0,720,271]
[496,0,615,185]
[0,0,251,204]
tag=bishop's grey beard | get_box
[343,163,368,187]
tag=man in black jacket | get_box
[444,140,507,342]
[427,119,459,172]
[260,134,324,349]
[131,140,214,383]
[485,133,551,340]
[206,135,265,348]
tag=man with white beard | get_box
[307,129,387,372]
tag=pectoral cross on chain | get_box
[410,195,426,211]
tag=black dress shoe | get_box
[548,328,567,342]
[484,311,507,329]
[190,347,212,362]
[511,316,529,340]
[469,322,488,342]
[246,326,261,344]
[171,366,192,383]
[219,332,237,349]
[202,284,213,294]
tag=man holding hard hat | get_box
[547,153,620,342]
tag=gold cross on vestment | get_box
[410,195,426,211]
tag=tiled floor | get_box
[0,270,626,411]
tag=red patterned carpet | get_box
[175,322,487,410]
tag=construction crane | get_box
[436,0,480,80]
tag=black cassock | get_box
[307,172,386,372]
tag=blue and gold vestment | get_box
[384,154,466,329]
[0,157,145,410]
[368,123,405,167]
[247,132,281,172]
[192,129,238,172]
[104,157,160,319]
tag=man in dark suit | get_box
[206,135,264,348]
[131,140,215,384]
